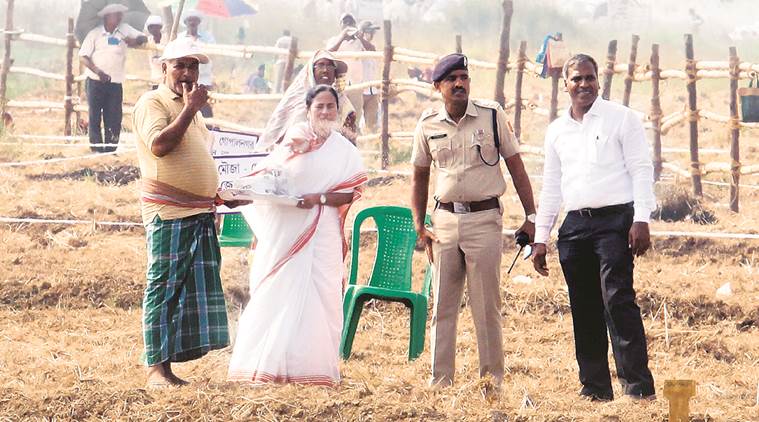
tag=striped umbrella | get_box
[177,0,258,17]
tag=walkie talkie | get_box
[507,231,532,274]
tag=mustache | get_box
[453,87,466,93]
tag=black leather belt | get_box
[568,202,633,218]
[437,198,499,214]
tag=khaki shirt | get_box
[411,99,519,203]
[133,84,219,224]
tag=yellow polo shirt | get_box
[133,84,219,224]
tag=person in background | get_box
[274,30,292,93]
[144,15,164,90]
[178,10,215,117]
[326,14,379,133]
[532,54,656,402]
[79,4,147,153]
[246,64,272,94]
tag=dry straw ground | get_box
[1,65,759,421]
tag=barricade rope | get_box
[0,149,134,168]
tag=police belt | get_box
[437,198,499,214]
[568,202,633,218]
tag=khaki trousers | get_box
[430,207,504,386]
[345,90,379,133]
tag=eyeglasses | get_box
[314,62,336,70]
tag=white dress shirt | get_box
[79,24,143,84]
[534,97,655,244]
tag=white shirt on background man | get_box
[534,97,656,244]
[79,23,143,84]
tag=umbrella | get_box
[75,0,151,42]
[175,0,258,18]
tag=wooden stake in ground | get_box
[650,43,663,180]
[663,380,696,422]
[549,68,561,122]
[601,39,617,100]
[728,46,740,212]
[622,34,639,107]
[684,33,702,196]
[0,0,15,125]
[455,34,462,54]
[380,20,393,170]
[282,37,298,91]
[493,0,513,107]
[169,0,186,41]
[64,18,75,137]
[514,41,527,141]
[160,5,174,41]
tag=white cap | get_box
[144,15,163,28]
[97,4,128,18]
[183,9,203,22]
[160,38,210,64]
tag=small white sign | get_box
[210,128,267,214]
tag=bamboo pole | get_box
[493,0,513,107]
[169,0,185,41]
[601,39,617,100]
[64,18,74,137]
[380,20,393,169]
[728,46,740,212]
[685,34,702,196]
[0,0,15,126]
[549,68,560,122]
[650,43,663,181]
[623,34,640,107]
[282,37,298,92]
[514,41,527,141]
[455,34,462,54]
[160,6,174,41]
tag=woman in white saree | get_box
[228,85,367,386]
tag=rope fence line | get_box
[0,148,133,167]
[2,215,758,240]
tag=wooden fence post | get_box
[549,68,560,122]
[380,20,393,170]
[64,18,75,137]
[684,34,702,196]
[601,39,617,100]
[0,0,15,126]
[493,0,513,107]
[160,5,174,41]
[650,43,663,181]
[728,46,740,212]
[514,40,526,141]
[622,34,639,107]
[455,34,462,54]
[282,37,298,92]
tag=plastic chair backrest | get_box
[349,206,430,292]
[219,213,253,242]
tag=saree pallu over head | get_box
[227,129,366,385]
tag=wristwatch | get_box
[526,213,536,223]
[319,194,327,205]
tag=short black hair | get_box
[306,84,339,109]
[562,54,599,79]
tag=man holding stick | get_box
[133,39,241,387]
[532,54,656,402]
[410,53,537,390]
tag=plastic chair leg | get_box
[340,294,369,360]
[408,297,428,360]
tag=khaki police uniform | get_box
[411,99,519,386]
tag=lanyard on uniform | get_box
[474,108,501,167]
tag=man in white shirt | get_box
[178,10,215,117]
[144,15,164,89]
[532,54,656,402]
[79,4,147,153]
[274,30,292,93]
[326,14,379,133]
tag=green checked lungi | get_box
[142,213,229,366]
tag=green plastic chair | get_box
[340,206,433,361]
[218,213,254,248]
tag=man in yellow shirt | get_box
[133,39,233,388]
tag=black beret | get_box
[432,53,468,82]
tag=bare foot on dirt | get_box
[146,363,187,388]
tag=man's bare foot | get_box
[146,362,187,387]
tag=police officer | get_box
[410,53,537,388]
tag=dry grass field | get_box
[1,54,759,421]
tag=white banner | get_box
[211,128,267,214]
